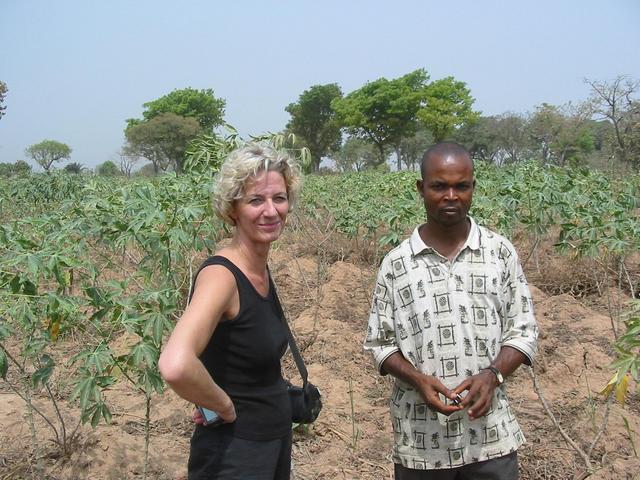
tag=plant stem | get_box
[23,378,44,479]
[349,377,358,450]
[45,382,68,453]
[143,393,151,480]
[529,367,592,472]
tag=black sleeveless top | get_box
[192,256,291,440]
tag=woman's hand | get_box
[192,399,237,425]
[217,399,237,423]
[192,408,205,425]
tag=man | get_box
[364,142,538,479]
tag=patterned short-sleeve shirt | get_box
[364,217,538,470]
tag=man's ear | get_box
[416,179,424,196]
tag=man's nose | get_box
[445,187,457,199]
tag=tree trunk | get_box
[395,146,402,171]
[375,143,386,167]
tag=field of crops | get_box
[1,163,639,479]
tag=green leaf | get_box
[129,340,159,368]
[90,403,102,427]
[73,376,98,410]
[32,354,55,387]
[100,403,112,424]
[9,275,20,294]
[143,313,171,344]
[0,348,8,379]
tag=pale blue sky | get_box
[1,0,639,169]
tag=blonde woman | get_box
[159,143,301,479]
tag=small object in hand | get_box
[452,393,463,406]
[197,406,224,427]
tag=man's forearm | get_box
[381,351,425,387]
[491,345,529,378]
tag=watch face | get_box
[488,366,503,384]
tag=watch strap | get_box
[484,366,503,384]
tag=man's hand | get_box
[453,369,498,420]
[381,352,461,415]
[414,374,463,416]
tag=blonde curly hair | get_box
[212,143,302,225]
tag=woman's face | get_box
[231,170,289,245]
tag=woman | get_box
[159,143,301,479]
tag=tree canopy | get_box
[96,160,120,177]
[126,87,225,133]
[25,140,72,173]
[332,69,478,169]
[64,162,85,174]
[586,76,640,169]
[418,76,478,142]
[528,103,594,166]
[332,69,428,168]
[333,137,379,172]
[285,83,343,172]
[125,112,202,174]
[0,160,31,178]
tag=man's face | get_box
[416,153,475,227]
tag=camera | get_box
[197,406,224,427]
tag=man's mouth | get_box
[442,207,459,213]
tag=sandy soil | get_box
[1,237,639,479]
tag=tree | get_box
[0,163,13,177]
[453,116,502,163]
[332,69,429,169]
[527,103,562,164]
[96,160,120,176]
[0,80,7,121]
[64,162,85,174]
[125,112,202,174]
[126,87,225,132]
[0,160,31,177]
[117,148,140,178]
[25,140,72,173]
[134,162,158,177]
[417,76,479,142]
[13,160,32,176]
[493,113,531,165]
[585,76,640,169]
[333,137,379,172]
[398,127,433,171]
[285,84,343,172]
[528,103,594,166]
[333,69,478,170]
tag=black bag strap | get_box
[269,274,309,386]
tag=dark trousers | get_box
[394,452,519,480]
[188,428,292,479]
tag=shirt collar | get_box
[409,217,481,257]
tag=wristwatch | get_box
[484,366,504,385]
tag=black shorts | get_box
[188,427,292,480]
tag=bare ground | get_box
[1,236,639,480]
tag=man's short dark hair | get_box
[420,142,473,179]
